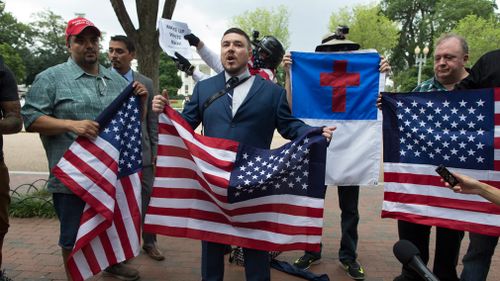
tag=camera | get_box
[333,25,349,40]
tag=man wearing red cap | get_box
[21,17,148,281]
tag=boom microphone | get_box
[393,240,439,281]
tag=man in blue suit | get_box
[153,27,335,281]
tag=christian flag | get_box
[53,84,142,281]
[291,51,383,186]
[144,105,328,252]
[381,88,500,236]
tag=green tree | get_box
[451,15,500,66]
[24,10,68,85]
[0,43,25,81]
[0,2,33,50]
[380,0,496,73]
[231,5,290,49]
[328,4,398,56]
[110,0,177,94]
[158,52,182,98]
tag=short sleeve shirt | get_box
[21,58,128,193]
[0,62,19,161]
[412,76,447,92]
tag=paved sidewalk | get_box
[3,186,499,281]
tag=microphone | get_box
[393,240,440,281]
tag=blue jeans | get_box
[460,233,498,281]
[304,186,359,262]
[52,193,85,249]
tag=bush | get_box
[9,180,56,218]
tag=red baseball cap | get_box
[65,17,101,46]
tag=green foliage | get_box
[451,15,500,66]
[392,59,434,92]
[328,4,398,56]
[0,43,25,81]
[231,5,290,49]
[159,52,182,97]
[23,10,68,85]
[0,3,33,50]
[381,0,497,74]
[9,188,56,218]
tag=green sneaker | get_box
[341,260,365,280]
[293,252,321,270]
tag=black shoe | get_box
[104,263,140,281]
[0,270,12,281]
[340,260,365,280]
[293,252,321,270]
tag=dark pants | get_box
[397,220,464,281]
[337,185,359,262]
[141,166,156,246]
[201,241,270,281]
[460,233,498,281]
[304,185,359,262]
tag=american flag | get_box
[144,105,328,252]
[381,88,500,236]
[53,84,142,281]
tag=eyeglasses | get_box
[96,76,107,96]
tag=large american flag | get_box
[53,84,142,281]
[144,105,328,252]
[381,88,500,236]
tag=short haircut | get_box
[110,35,135,53]
[222,27,251,48]
[435,34,469,55]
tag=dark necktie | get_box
[226,76,239,111]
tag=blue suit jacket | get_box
[182,72,310,149]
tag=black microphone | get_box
[393,240,440,281]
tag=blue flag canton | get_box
[228,136,321,203]
[392,91,494,169]
[100,95,142,177]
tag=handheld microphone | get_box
[393,240,439,281]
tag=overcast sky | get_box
[5,0,500,54]
[5,0,376,53]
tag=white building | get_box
[177,56,217,96]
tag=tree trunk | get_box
[110,0,177,94]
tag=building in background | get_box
[177,56,217,96]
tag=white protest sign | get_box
[158,18,192,59]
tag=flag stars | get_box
[459,100,467,107]
[443,100,450,107]
[411,101,418,107]
[459,155,467,162]
[426,101,434,107]
[458,114,467,121]
[476,99,485,107]
[477,156,484,163]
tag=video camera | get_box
[332,25,349,40]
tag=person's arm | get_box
[0,66,22,134]
[444,173,500,206]
[0,101,22,134]
[282,53,292,110]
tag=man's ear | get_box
[463,54,469,63]
[130,51,136,60]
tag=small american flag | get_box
[53,84,142,281]
[144,105,328,252]
[381,88,500,236]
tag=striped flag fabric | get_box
[291,51,383,186]
[53,84,142,281]
[144,105,328,252]
[381,88,500,236]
